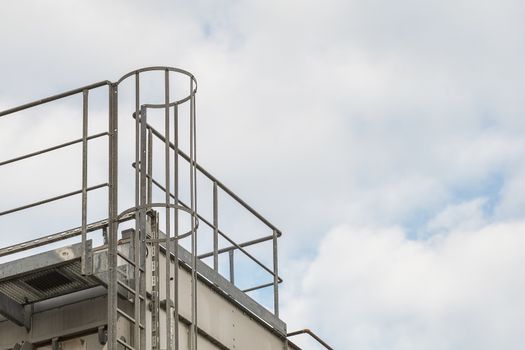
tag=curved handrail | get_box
[116,203,199,241]
[116,66,196,86]
[0,66,197,118]
[117,66,197,108]
[288,329,334,350]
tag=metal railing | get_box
[0,80,113,273]
[139,121,283,315]
[0,67,284,350]
[288,329,334,350]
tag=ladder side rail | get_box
[173,103,180,350]
[164,69,173,350]
[140,105,149,350]
[107,83,119,350]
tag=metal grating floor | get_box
[0,243,103,304]
[0,261,101,304]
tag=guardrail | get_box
[138,120,282,315]
[0,67,285,349]
[0,66,337,350]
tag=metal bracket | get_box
[13,342,34,350]
[23,304,33,332]
[102,227,108,245]
[98,326,108,345]
[51,338,60,350]
[159,299,174,310]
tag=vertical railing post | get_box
[81,88,92,275]
[273,229,279,317]
[229,250,235,284]
[164,69,173,350]
[151,212,161,350]
[213,182,219,272]
[147,128,153,204]
[139,104,148,350]
[173,105,180,350]
[133,72,144,350]
[107,83,119,350]
[189,77,198,350]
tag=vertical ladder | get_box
[114,231,146,350]
[104,69,199,350]
[108,87,148,350]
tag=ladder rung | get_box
[117,280,145,300]
[117,251,136,266]
[116,251,145,272]
[117,308,145,328]
[117,338,135,350]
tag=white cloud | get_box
[284,222,525,349]
[425,198,487,234]
[2,0,525,348]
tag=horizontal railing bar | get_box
[0,212,134,258]
[287,329,334,350]
[0,81,111,117]
[215,223,282,280]
[176,199,281,280]
[0,183,108,217]
[145,172,281,280]
[144,170,283,283]
[242,281,277,293]
[144,172,215,229]
[143,122,282,236]
[198,234,274,259]
[0,131,109,167]
[132,162,219,233]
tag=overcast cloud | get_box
[1,1,525,349]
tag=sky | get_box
[1,1,525,349]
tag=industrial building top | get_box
[0,67,332,350]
